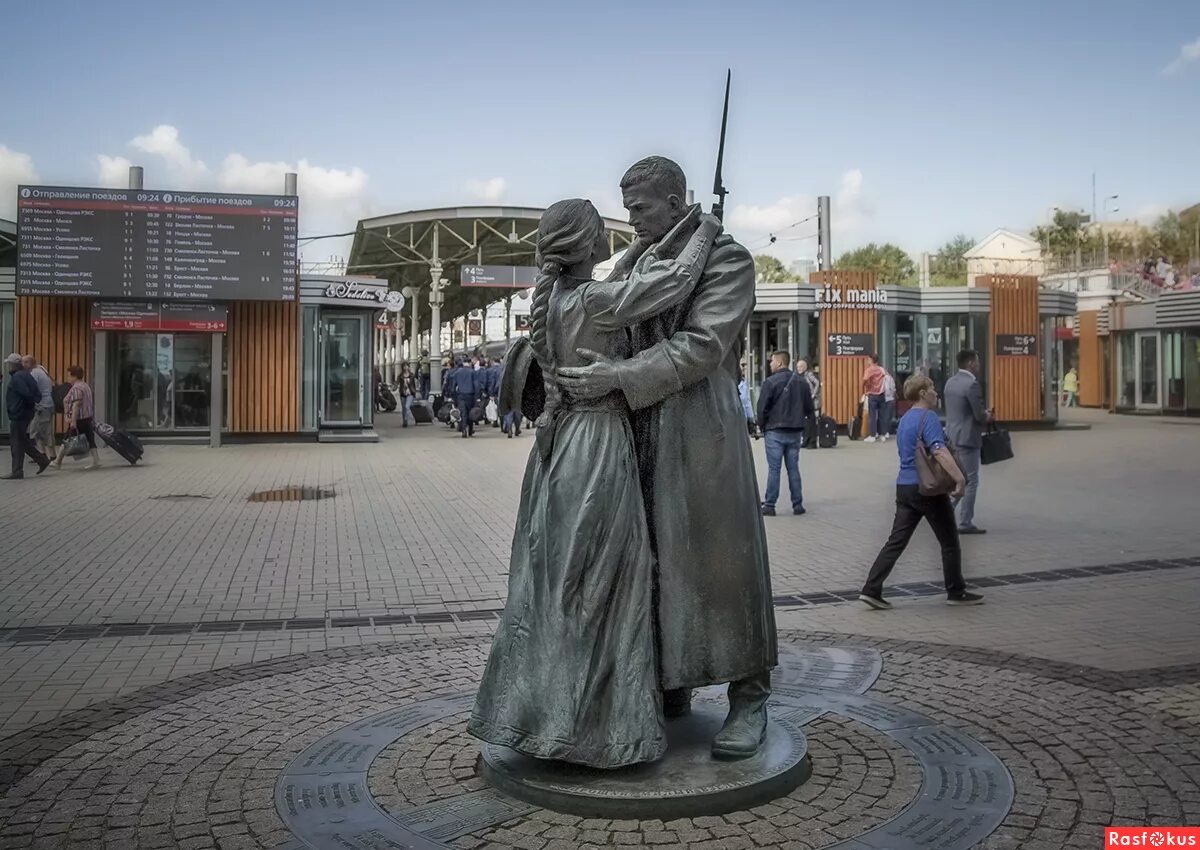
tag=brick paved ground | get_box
[0,407,1198,847]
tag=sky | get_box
[2,0,1199,267]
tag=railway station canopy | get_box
[346,205,636,334]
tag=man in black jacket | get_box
[756,350,814,516]
[4,353,51,479]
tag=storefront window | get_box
[323,314,365,424]
[1139,333,1159,407]
[915,313,972,408]
[892,313,916,385]
[1186,332,1200,414]
[111,333,213,430]
[1118,333,1136,408]
[1163,331,1184,411]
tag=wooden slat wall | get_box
[979,274,1041,421]
[1077,310,1103,408]
[15,297,92,433]
[228,301,299,433]
[812,270,878,426]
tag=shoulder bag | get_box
[914,410,961,497]
[980,422,1014,465]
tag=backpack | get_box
[52,383,72,414]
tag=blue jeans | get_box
[868,393,886,437]
[763,430,804,511]
[503,410,522,435]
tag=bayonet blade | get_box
[712,69,731,221]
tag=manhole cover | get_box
[148,494,211,501]
[248,487,335,502]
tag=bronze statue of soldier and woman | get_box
[467,155,777,770]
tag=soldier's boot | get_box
[712,670,771,759]
[663,687,693,718]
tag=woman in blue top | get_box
[859,374,984,608]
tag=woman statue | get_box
[468,198,720,769]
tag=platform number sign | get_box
[827,333,873,357]
[996,334,1038,356]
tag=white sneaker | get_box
[864,436,876,443]
[880,434,888,442]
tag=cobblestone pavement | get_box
[1,409,1198,847]
[0,634,1198,850]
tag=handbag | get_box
[980,423,1014,465]
[63,434,90,458]
[914,410,960,497]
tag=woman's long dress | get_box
[468,256,706,769]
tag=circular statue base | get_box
[479,702,811,819]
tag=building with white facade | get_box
[964,229,1044,287]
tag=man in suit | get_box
[944,349,992,534]
[448,358,479,438]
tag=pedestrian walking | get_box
[757,350,814,517]
[881,367,897,442]
[945,349,991,534]
[862,354,887,442]
[859,374,984,609]
[52,365,100,470]
[738,363,756,438]
[3,353,51,479]
[796,359,820,446]
[449,358,479,437]
[797,359,820,412]
[22,356,56,458]
[398,363,418,427]
[1062,366,1079,407]
[419,350,431,399]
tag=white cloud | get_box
[726,168,875,261]
[130,124,209,183]
[96,154,133,188]
[219,154,371,254]
[466,177,507,203]
[97,126,373,263]
[1163,35,1200,75]
[0,145,39,219]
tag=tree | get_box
[929,234,974,286]
[1031,209,1091,262]
[1148,209,1200,266]
[834,243,917,285]
[753,254,801,283]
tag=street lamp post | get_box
[1102,196,1119,266]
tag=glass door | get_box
[322,314,364,425]
[1136,332,1160,410]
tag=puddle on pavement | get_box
[149,494,211,501]
[248,486,335,503]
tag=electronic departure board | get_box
[16,185,298,301]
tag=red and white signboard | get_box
[90,301,227,332]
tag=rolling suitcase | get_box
[848,400,864,441]
[802,413,818,449]
[818,416,839,448]
[410,400,434,424]
[94,422,144,465]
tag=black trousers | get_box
[862,484,966,598]
[68,418,97,449]
[456,396,475,435]
[9,416,49,474]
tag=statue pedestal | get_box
[479,701,811,819]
